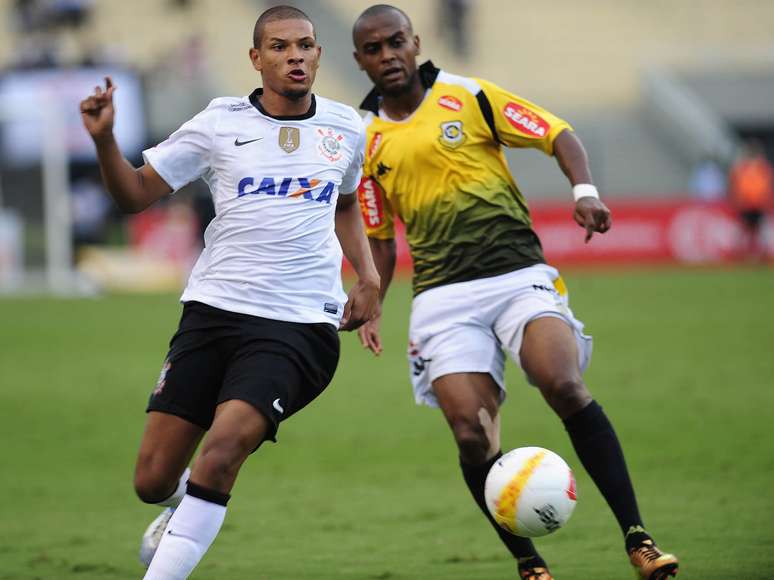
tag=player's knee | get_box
[134,471,178,504]
[451,416,491,465]
[541,378,590,418]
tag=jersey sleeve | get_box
[357,175,395,240]
[476,78,572,156]
[142,103,217,192]
[340,121,366,194]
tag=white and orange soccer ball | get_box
[485,447,577,538]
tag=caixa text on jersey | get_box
[237,176,336,204]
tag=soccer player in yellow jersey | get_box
[352,5,678,580]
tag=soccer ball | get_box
[485,447,577,538]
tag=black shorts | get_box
[147,301,340,441]
[740,209,764,229]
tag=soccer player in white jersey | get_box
[79,6,379,579]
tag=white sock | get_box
[157,468,191,508]
[143,492,227,580]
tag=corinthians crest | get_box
[278,127,300,153]
[317,127,344,162]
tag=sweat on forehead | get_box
[253,5,314,47]
[352,4,413,45]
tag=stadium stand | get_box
[2,0,772,194]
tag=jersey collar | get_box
[359,60,440,114]
[249,88,317,120]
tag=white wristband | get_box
[572,184,599,202]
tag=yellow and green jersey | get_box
[357,61,572,296]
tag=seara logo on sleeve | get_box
[357,177,385,227]
[368,132,383,158]
[503,102,550,138]
[237,176,336,204]
[438,95,463,111]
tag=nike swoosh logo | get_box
[272,398,284,414]
[234,137,263,146]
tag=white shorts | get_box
[407,264,592,407]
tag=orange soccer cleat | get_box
[628,539,679,579]
[519,565,553,580]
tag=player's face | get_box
[250,19,320,101]
[353,13,420,96]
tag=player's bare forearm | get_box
[369,237,396,303]
[553,130,612,241]
[357,237,394,354]
[335,194,380,285]
[335,194,380,331]
[93,137,167,213]
[81,77,170,213]
[553,129,593,186]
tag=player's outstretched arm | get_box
[335,192,381,332]
[80,77,171,213]
[553,129,612,242]
[356,237,396,355]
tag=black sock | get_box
[564,400,648,549]
[460,451,547,570]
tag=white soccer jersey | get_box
[143,90,365,325]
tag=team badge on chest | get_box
[317,127,344,162]
[278,127,300,153]
[439,120,466,149]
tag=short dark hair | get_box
[253,5,314,48]
[352,4,413,46]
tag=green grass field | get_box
[1,267,773,579]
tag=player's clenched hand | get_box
[339,277,380,332]
[573,196,612,243]
[80,77,116,141]
[357,315,383,355]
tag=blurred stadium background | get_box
[0,0,773,290]
[0,1,773,579]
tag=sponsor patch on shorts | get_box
[153,359,171,396]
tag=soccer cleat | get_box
[519,566,553,580]
[139,507,174,567]
[628,539,679,579]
